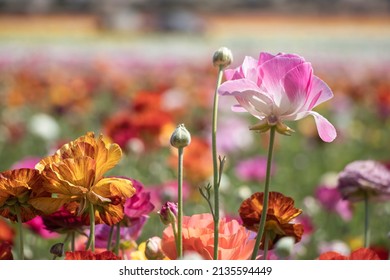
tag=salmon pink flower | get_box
[318,248,380,260]
[161,213,255,260]
[239,192,304,250]
[218,52,337,142]
[0,218,14,243]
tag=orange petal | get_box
[92,177,135,202]
[28,197,73,215]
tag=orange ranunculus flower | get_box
[29,132,136,225]
[239,192,304,250]
[318,248,380,260]
[0,218,15,243]
[0,169,44,222]
[65,250,121,260]
[161,213,255,260]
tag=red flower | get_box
[318,248,380,260]
[0,241,13,260]
[65,250,121,260]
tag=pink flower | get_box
[161,213,255,260]
[218,52,337,142]
[25,216,60,239]
[124,179,154,218]
[235,156,275,181]
[315,185,353,221]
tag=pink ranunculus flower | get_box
[218,52,337,142]
[161,213,255,260]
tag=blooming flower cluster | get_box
[0,47,389,261]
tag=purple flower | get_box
[158,202,178,225]
[235,156,275,182]
[94,216,149,249]
[315,186,353,221]
[337,160,390,202]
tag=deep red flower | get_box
[0,241,13,260]
[318,248,380,260]
[65,250,121,260]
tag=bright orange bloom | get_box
[29,132,135,225]
[239,191,304,249]
[0,218,14,243]
[161,213,255,260]
[0,168,44,222]
[318,248,380,260]
[65,250,121,260]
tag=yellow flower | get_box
[29,132,135,225]
[0,169,43,222]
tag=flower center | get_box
[267,115,279,126]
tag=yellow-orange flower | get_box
[0,169,44,222]
[29,132,135,225]
[239,192,304,250]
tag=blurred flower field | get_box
[1,13,390,260]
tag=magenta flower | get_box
[315,185,353,221]
[218,52,337,142]
[25,216,60,239]
[235,156,275,182]
[124,179,154,218]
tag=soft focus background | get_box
[1,0,390,259]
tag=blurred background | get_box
[0,0,390,259]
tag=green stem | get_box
[107,225,115,251]
[15,204,24,260]
[114,223,121,256]
[212,65,224,260]
[71,231,75,252]
[177,147,184,258]
[85,204,95,252]
[364,192,370,248]
[171,220,179,256]
[251,126,276,260]
[263,231,270,260]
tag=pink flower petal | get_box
[258,55,306,106]
[308,111,337,142]
[305,76,334,110]
[218,79,273,118]
[281,62,313,114]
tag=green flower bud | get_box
[170,124,191,149]
[213,47,233,68]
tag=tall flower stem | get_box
[251,126,276,260]
[364,192,370,248]
[177,147,184,258]
[107,225,115,251]
[85,204,95,252]
[15,204,24,260]
[212,65,224,260]
[114,223,121,255]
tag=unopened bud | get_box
[50,243,64,258]
[213,47,233,68]
[158,202,178,225]
[145,237,165,260]
[170,124,191,149]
